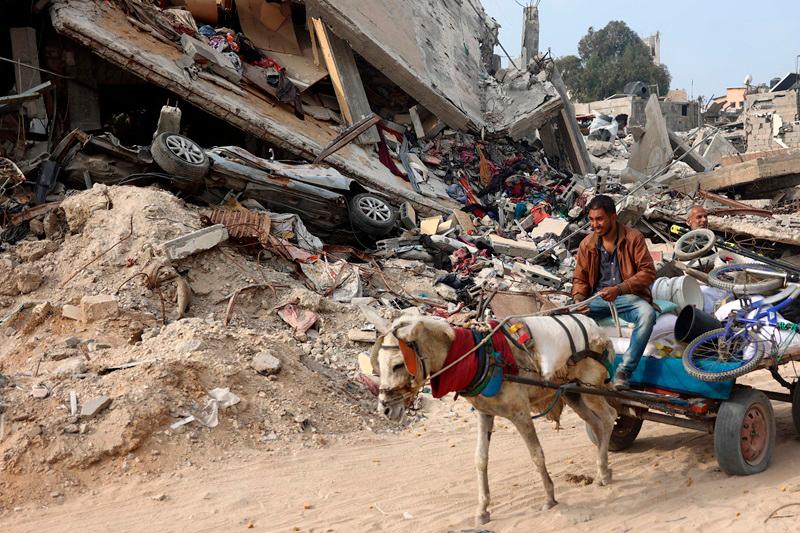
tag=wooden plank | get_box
[310,18,379,144]
[10,27,46,119]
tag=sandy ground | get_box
[3,371,800,533]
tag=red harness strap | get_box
[430,327,518,399]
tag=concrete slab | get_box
[80,395,112,418]
[161,225,229,261]
[627,95,673,177]
[703,132,739,166]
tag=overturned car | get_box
[51,130,398,238]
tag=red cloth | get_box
[430,326,518,399]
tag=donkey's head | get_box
[372,314,455,421]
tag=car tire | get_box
[714,388,774,475]
[348,193,397,236]
[151,133,210,179]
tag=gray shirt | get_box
[596,237,621,291]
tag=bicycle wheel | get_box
[707,263,785,295]
[675,229,716,261]
[683,327,767,382]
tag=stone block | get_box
[80,294,118,322]
[251,351,282,375]
[80,395,112,418]
[161,224,229,261]
[54,357,87,378]
[62,304,81,321]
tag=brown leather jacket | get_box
[572,224,657,302]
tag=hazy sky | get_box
[483,0,800,100]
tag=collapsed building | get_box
[1,0,591,220]
[3,0,800,514]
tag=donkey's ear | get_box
[357,304,392,336]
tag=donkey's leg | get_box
[509,414,557,510]
[475,412,494,525]
[563,393,613,486]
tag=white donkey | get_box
[367,313,618,525]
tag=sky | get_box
[483,0,800,101]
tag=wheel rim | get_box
[357,196,391,222]
[165,135,205,165]
[679,234,710,254]
[687,329,764,374]
[741,403,768,464]
[714,264,782,286]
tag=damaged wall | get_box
[745,90,800,152]
[305,0,494,132]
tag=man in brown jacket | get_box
[573,195,657,389]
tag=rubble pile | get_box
[3,0,800,513]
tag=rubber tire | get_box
[151,132,210,179]
[714,388,775,475]
[348,193,397,236]
[683,328,766,382]
[792,383,800,436]
[585,415,644,452]
[675,229,716,261]
[707,263,785,295]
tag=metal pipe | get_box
[640,411,714,433]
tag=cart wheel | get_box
[791,383,800,435]
[714,388,775,475]
[585,415,643,452]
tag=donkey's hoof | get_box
[595,469,612,486]
[476,511,491,525]
[541,499,558,511]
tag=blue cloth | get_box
[587,294,656,376]
[198,25,216,38]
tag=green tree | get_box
[555,21,671,102]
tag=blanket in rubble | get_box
[431,324,519,399]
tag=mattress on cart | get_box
[612,355,734,400]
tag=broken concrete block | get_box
[54,357,87,378]
[14,266,44,294]
[161,224,229,261]
[62,304,81,321]
[80,295,118,322]
[13,239,58,262]
[450,210,476,233]
[347,328,377,343]
[702,132,739,166]
[180,34,241,83]
[530,217,569,239]
[80,395,112,418]
[251,351,282,375]
[31,386,49,399]
[489,235,539,259]
[420,216,442,236]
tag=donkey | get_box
[368,313,618,525]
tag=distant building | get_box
[641,32,660,65]
[713,87,747,112]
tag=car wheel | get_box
[151,132,210,179]
[348,193,397,236]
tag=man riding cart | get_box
[572,195,657,390]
